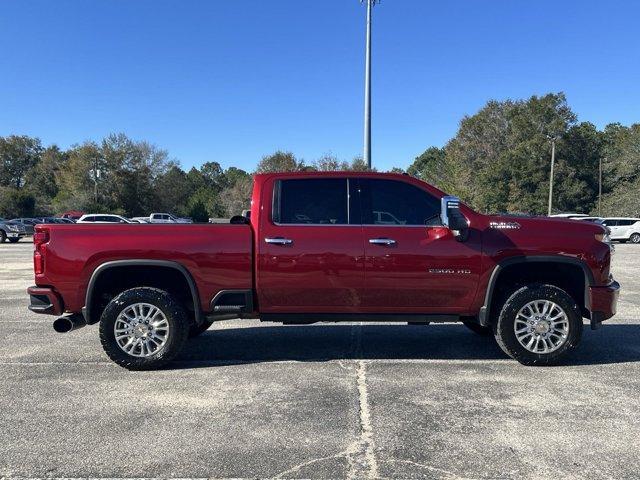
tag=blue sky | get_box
[1,0,639,172]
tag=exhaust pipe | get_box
[53,314,87,333]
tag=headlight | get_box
[595,231,614,254]
[596,226,611,243]
[7,225,19,232]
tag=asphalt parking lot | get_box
[1,242,639,479]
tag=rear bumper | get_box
[27,286,63,316]
[589,280,620,328]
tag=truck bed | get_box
[35,223,253,314]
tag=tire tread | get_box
[99,287,189,370]
[493,283,583,366]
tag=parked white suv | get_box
[601,218,640,244]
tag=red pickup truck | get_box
[28,172,619,369]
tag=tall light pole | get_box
[362,0,379,169]
[547,135,557,216]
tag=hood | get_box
[485,214,607,237]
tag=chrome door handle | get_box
[369,238,396,246]
[265,237,293,245]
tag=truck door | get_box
[358,177,482,312]
[257,177,365,312]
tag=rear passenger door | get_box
[257,177,365,312]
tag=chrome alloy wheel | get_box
[114,303,170,357]
[514,300,569,354]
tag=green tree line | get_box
[407,93,640,216]
[1,92,638,220]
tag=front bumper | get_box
[589,280,620,329]
[27,286,63,316]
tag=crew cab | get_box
[27,172,620,369]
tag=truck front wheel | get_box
[493,284,583,366]
[99,287,189,370]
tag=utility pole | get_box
[598,157,604,216]
[92,157,100,203]
[547,136,556,216]
[362,0,379,169]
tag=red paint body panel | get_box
[590,282,620,320]
[33,224,252,313]
[361,225,481,313]
[30,171,619,324]
[468,214,614,314]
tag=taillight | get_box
[33,228,49,275]
[33,231,48,246]
[34,252,44,275]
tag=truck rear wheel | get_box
[99,287,189,370]
[493,284,583,366]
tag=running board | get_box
[259,313,459,325]
[210,290,253,314]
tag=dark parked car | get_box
[0,218,27,243]
[10,218,38,235]
[35,217,67,224]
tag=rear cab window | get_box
[272,178,356,225]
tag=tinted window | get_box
[604,220,618,226]
[360,179,441,226]
[274,179,348,225]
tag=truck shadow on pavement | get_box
[172,322,640,369]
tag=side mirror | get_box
[440,196,469,241]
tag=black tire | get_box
[493,284,583,366]
[463,321,492,336]
[189,318,215,337]
[630,233,640,244]
[0,231,5,243]
[99,287,189,370]
[8,237,20,243]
